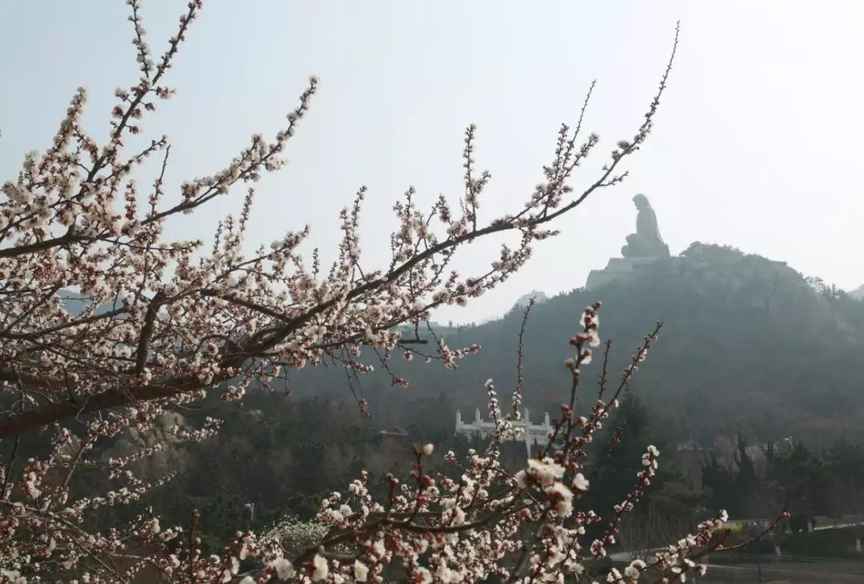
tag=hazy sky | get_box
[2,1,863,323]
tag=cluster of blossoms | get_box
[207,303,732,584]
[1,3,671,439]
[0,1,729,582]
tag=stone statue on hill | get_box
[621,194,670,258]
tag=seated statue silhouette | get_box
[620,194,670,258]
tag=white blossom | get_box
[312,554,329,581]
[270,558,295,581]
[353,560,369,582]
[572,473,590,492]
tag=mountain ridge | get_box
[289,241,864,447]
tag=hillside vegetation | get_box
[291,242,864,446]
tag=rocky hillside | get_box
[291,242,864,447]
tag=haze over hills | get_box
[289,245,864,450]
[52,196,864,448]
[287,195,864,448]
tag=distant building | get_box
[455,408,553,458]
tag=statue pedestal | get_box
[585,257,664,291]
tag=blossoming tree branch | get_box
[0,0,669,439]
[0,1,772,582]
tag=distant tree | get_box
[702,454,737,516]
[735,436,758,494]
[589,394,699,550]
[590,395,655,512]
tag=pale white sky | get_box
[2,1,863,323]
